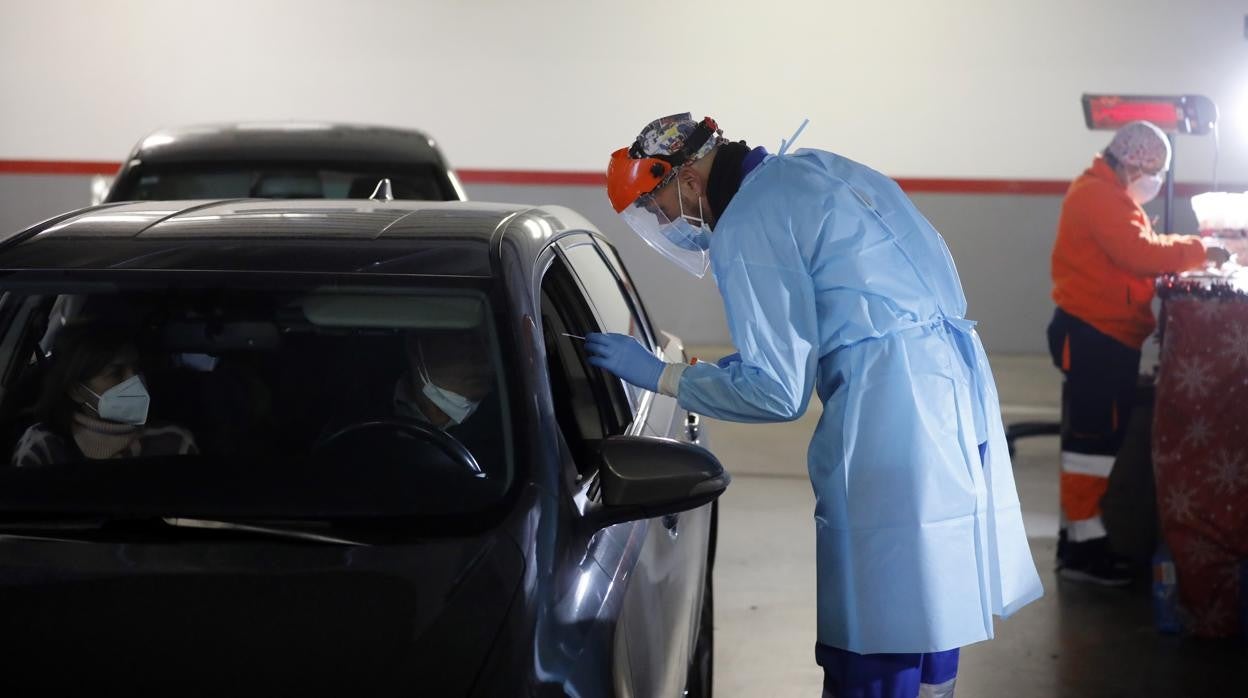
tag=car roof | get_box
[0,200,599,277]
[125,122,449,166]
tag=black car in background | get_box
[0,199,723,696]
[101,122,466,203]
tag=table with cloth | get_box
[1152,268,1248,638]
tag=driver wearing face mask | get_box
[1047,120,1230,585]
[12,323,198,467]
[394,333,493,431]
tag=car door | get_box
[559,235,713,695]
[588,238,716,693]
[536,251,668,697]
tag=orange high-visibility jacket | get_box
[1051,156,1206,349]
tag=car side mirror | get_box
[583,435,730,530]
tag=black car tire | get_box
[685,508,716,698]
[685,567,713,698]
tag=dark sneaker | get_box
[1058,555,1133,586]
[1057,536,1132,587]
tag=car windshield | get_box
[0,277,513,521]
[109,163,451,201]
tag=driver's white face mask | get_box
[82,374,150,426]
[415,353,480,426]
[420,380,479,426]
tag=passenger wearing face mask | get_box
[12,324,198,467]
[1048,120,1229,585]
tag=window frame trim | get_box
[533,245,651,436]
[556,235,657,352]
[589,238,662,351]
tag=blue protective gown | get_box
[677,149,1044,655]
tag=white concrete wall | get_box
[2,0,1247,182]
[2,0,1244,353]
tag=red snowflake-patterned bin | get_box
[1153,273,1248,638]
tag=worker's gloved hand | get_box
[585,333,665,392]
[716,352,742,369]
[1206,245,1232,268]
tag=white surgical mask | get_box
[83,374,150,425]
[1127,171,1164,205]
[660,178,712,253]
[677,178,713,233]
[414,351,480,426]
[419,378,480,426]
[661,218,711,252]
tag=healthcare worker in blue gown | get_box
[590,113,1043,698]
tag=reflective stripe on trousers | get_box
[823,678,956,698]
[817,644,960,698]
[1060,452,1113,542]
[917,677,957,698]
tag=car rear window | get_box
[110,163,450,201]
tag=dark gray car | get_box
[102,122,466,203]
[0,198,722,697]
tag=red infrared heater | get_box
[1082,94,1218,135]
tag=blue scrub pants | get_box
[816,644,960,698]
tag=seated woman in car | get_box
[12,323,197,467]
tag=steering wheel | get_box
[311,418,483,476]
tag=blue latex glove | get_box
[584,332,664,392]
[716,352,741,369]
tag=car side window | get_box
[0,294,56,458]
[539,258,632,474]
[594,242,659,347]
[561,241,655,407]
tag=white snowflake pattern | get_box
[1213,561,1240,589]
[1164,484,1197,522]
[1207,449,1246,495]
[1181,416,1213,450]
[1183,537,1224,567]
[1153,447,1182,471]
[1222,321,1248,368]
[1187,595,1232,637]
[1194,299,1224,323]
[1171,355,1215,400]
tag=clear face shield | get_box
[617,182,711,278]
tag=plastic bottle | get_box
[1240,560,1248,641]
[1152,543,1181,635]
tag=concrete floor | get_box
[689,349,1246,697]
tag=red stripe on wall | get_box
[894,178,1071,195]
[0,160,121,176]
[0,159,1235,198]
[456,169,605,187]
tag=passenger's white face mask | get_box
[415,361,480,426]
[1127,171,1165,205]
[82,374,150,426]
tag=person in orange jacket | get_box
[1048,120,1229,585]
